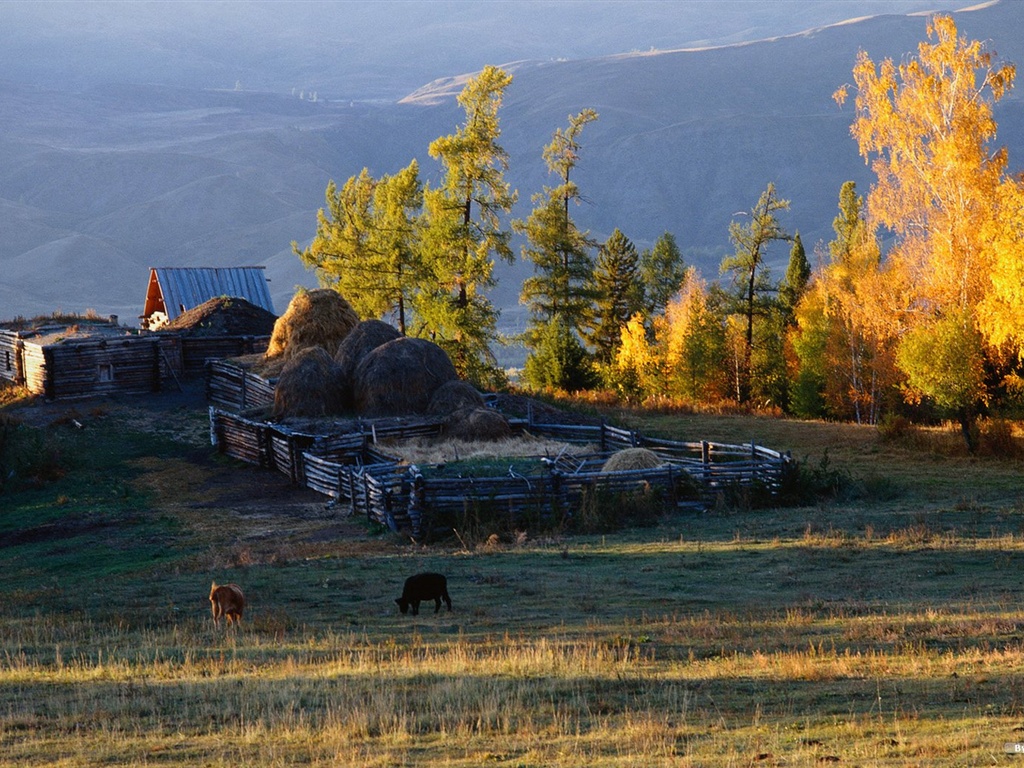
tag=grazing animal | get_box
[209,582,245,626]
[395,572,451,615]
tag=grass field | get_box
[3,389,1024,766]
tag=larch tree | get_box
[719,182,790,403]
[294,161,423,333]
[420,65,517,384]
[515,109,598,390]
[835,15,1016,448]
[614,313,658,403]
[655,267,729,403]
[516,109,598,342]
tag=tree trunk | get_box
[958,407,978,454]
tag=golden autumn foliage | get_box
[654,268,730,403]
[835,15,1015,321]
[829,15,1021,445]
[978,177,1024,354]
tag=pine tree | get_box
[639,232,686,319]
[778,232,809,324]
[586,228,641,365]
[521,315,594,392]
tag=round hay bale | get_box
[335,319,402,392]
[352,337,457,416]
[266,288,359,360]
[428,379,485,416]
[443,406,513,442]
[602,447,663,472]
[272,346,345,418]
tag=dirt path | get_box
[6,379,394,559]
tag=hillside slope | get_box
[0,1,1019,330]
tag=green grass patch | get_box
[5,399,1024,764]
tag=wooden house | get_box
[141,266,274,330]
[0,319,183,399]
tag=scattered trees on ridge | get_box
[290,16,1024,446]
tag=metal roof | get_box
[145,267,275,321]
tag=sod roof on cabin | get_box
[162,296,277,337]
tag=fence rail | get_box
[210,406,792,541]
[206,359,277,410]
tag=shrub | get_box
[777,450,855,506]
[980,418,1021,458]
[877,413,919,444]
[0,414,67,492]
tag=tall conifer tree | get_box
[720,182,790,403]
[586,228,641,365]
[516,109,598,345]
[420,65,517,383]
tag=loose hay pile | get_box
[602,447,664,472]
[443,406,512,441]
[272,346,345,418]
[266,289,359,360]
[428,380,485,416]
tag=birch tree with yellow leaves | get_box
[835,15,1017,449]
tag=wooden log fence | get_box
[210,406,792,541]
[181,335,269,378]
[206,359,277,410]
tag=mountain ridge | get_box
[0,1,1018,335]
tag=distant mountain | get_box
[0,0,1019,341]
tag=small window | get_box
[4,350,9,372]
[97,363,114,382]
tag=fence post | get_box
[550,469,563,523]
[702,440,711,489]
[409,472,425,541]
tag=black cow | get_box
[395,572,452,615]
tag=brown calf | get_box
[209,582,245,626]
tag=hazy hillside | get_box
[0,0,1017,335]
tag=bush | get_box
[979,418,1021,458]
[777,450,855,506]
[0,414,67,493]
[877,413,920,444]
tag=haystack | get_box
[352,337,457,416]
[428,380,485,416]
[602,447,664,472]
[272,346,345,418]
[265,289,359,360]
[443,406,513,442]
[335,319,402,391]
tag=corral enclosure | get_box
[207,359,792,539]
